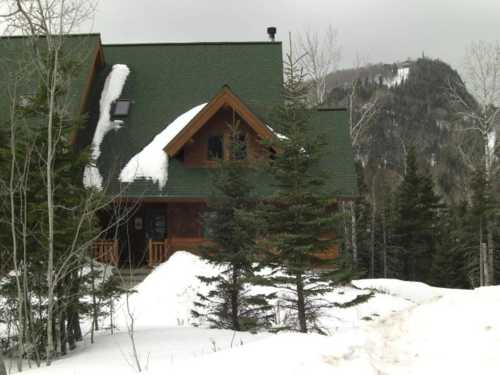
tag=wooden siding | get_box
[183,107,265,167]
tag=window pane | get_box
[208,136,223,160]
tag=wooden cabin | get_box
[69,35,359,268]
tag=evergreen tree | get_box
[261,40,349,333]
[430,204,469,288]
[192,124,273,331]
[395,147,441,282]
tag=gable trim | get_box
[164,86,275,156]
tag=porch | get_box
[94,201,209,268]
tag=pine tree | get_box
[430,204,469,288]
[395,146,441,282]
[192,124,273,331]
[260,38,349,333]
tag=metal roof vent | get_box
[267,27,277,42]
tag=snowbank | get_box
[352,278,463,304]
[15,252,500,375]
[114,251,218,329]
[119,103,206,189]
[113,252,399,333]
[83,64,130,190]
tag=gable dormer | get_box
[165,86,276,167]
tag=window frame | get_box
[207,135,224,161]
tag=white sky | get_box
[80,0,500,71]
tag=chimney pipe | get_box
[267,26,277,42]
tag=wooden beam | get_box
[164,87,276,157]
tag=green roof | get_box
[0,34,101,120]
[107,108,358,199]
[0,35,356,198]
[91,41,357,199]
[97,42,284,180]
[311,109,358,197]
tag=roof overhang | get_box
[164,86,275,157]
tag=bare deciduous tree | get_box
[449,40,500,286]
[298,26,341,106]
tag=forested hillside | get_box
[324,57,500,288]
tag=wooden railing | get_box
[93,239,119,266]
[148,239,170,267]
[147,237,209,267]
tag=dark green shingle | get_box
[0,34,101,120]
[97,42,284,181]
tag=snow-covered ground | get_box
[11,252,500,375]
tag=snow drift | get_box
[17,251,500,375]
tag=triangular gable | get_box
[164,86,275,157]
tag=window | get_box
[112,99,131,117]
[233,133,247,160]
[208,135,223,160]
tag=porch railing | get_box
[147,237,209,267]
[93,239,119,266]
[148,239,170,267]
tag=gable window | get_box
[208,135,224,160]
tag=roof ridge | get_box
[103,41,282,47]
[0,33,101,40]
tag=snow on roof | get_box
[83,64,130,190]
[266,124,288,140]
[119,103,207,189]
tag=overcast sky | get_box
[91,0,499,71]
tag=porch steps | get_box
[112,267,152,290]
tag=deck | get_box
[92,237,208,268]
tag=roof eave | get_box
[164,86,276,157]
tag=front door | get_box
[127,207,147,266]
[146,206,168,242]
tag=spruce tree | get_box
[192,124,272,331]
[261,40,347,333]
[395,147,441,282]
[430,203,469,288]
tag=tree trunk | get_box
[486,222,495,285]
[480,242,488,287]
[0,352,7,375]
[230,266,240,331]
[59,309,67,356]
[46,42,60,366]
[9,105,24,372]
[341,202,352,256]
[370,185,377,278]
[296,272,307,333]
[479,222,484,286]
[350,201,358,266]
[382,209,388,278]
